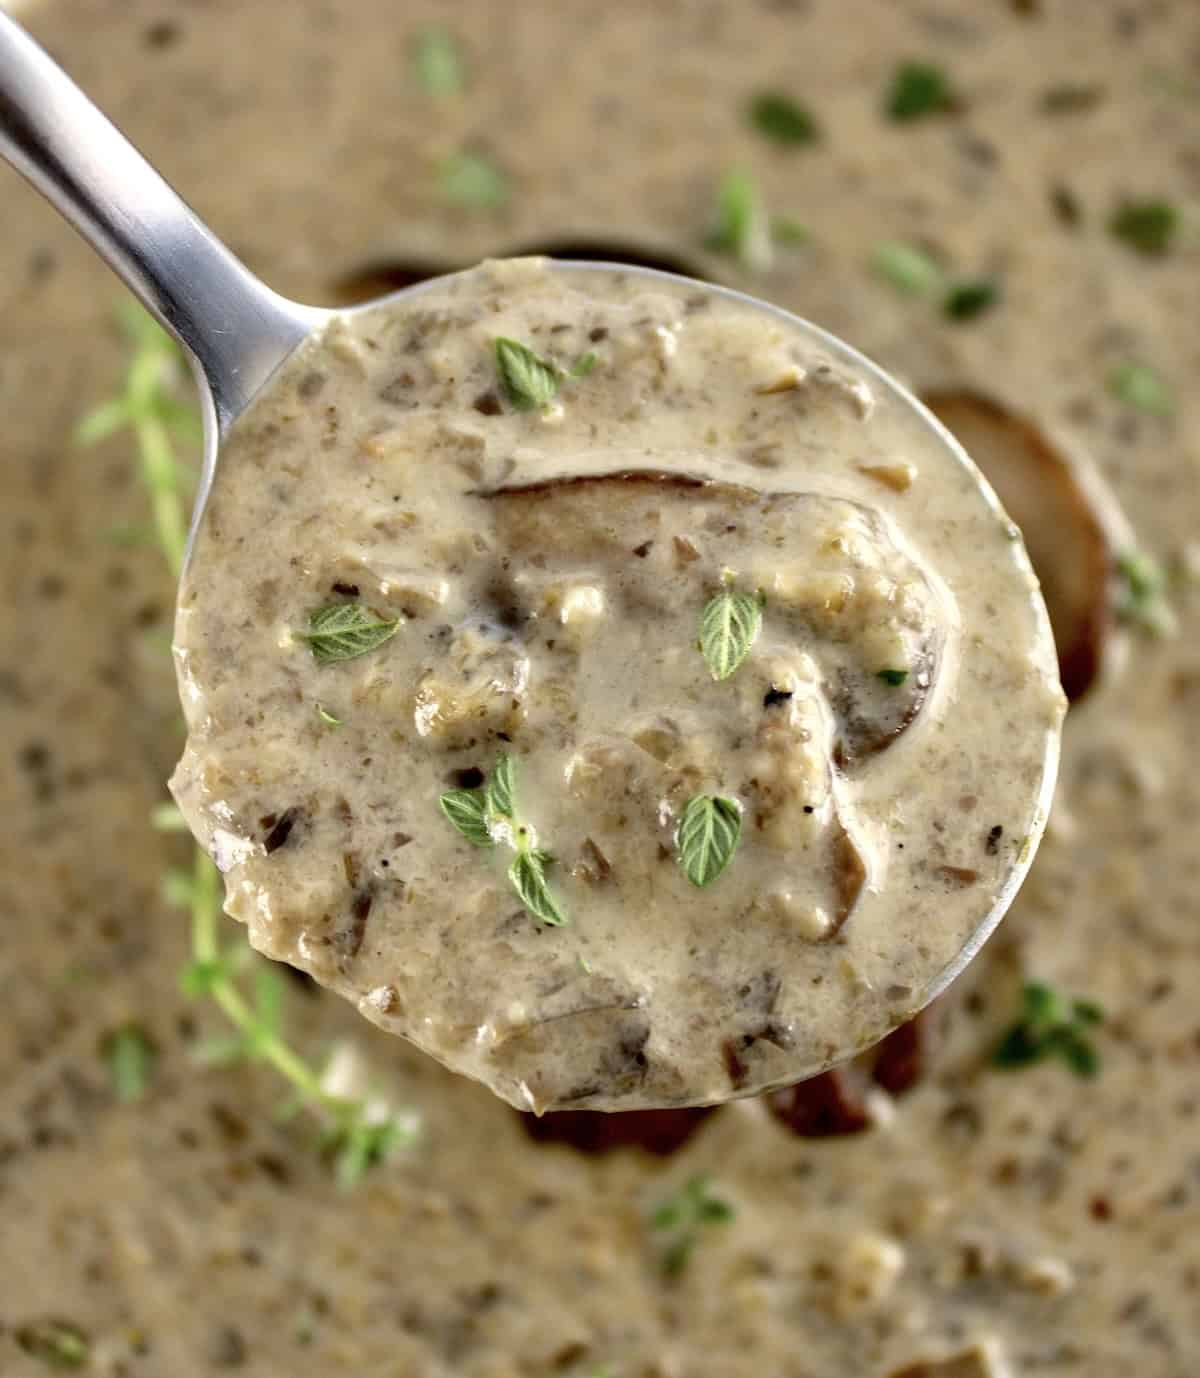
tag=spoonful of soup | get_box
[0,13,1064,1113]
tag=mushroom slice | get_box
[518,1105,717,1156]
[924,390,1125,702]
[484,470,944,764]
[765,1002,943,1137]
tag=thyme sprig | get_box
[80,303,414,1186]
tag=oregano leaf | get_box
[699,586,763,680]
[677,795,743,888]
[508,848,568,926]
[494,337,561,411]
[439,788,494,847]
[297,603,400,664]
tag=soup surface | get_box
[172,259,1061,1112]
[2,1,1197,1375]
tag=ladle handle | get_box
[0,9,320,430]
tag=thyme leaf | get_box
[297,603,400,664]
[677,795,743,888]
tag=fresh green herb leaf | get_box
[569,351,599,378]
[1108,199,1178,256]
[699,584,763,681]
[485,753,517,819]
[316,703,344,728]
[440,149,510,209]
[178,956,229,999]
[151,801,188,831]
[102,1023,157,1103]
[677,795,743,889]
[297,603,400,664]
[411,25,465,98]
[748,90,820,146]
[705,170,773,272]
[649,1175,735,1277]
[771,215,810,247]
[872,240,943,296]
[439,788,494,847]
[75,396,132,445]
[992,980,1104,1078]
[944,278,1000,321]
[495,337,561,411]
[509,847,568,926]
[15,1318,90,1370]
[1108,362,1173,416]
[1114,548,1176,635]
[325,1113,414,1191]
[878,668,909,686]
[886,61,958,121]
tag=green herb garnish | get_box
[944,278,1000,321]
[1114,548,1175,636]
[677,795,743,889]
[492,338,596,411]
[297,604,399,664]
[872,240,943,296]
[440,149,509,209]
[886,61,958,121]
[439,755,568,925]
[877,668,909,686]
[15,1319,90,1370]
[103,1023,157,1103]
[1108,362,1173,416]
[771,216,810,247]
[991,981,1104,1078]
[650,1174,735,1276]
[509,845,568,927]
[439,788,494,847]
[495,337,562,411]
[316,703,344,728]
[748,90,820,146]
[1108,199,1178,256]
[705,170,773,272]
[78,303,415,1186]
[324,1114,414,1191]
[699,581,763,681]
[411,25,465,98]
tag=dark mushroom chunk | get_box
[924,389,1123,702]
[485,469,942,765]
[518,1105,717,1156]
[766,1067,872,1137]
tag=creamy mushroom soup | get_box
[170,259,1062,1111]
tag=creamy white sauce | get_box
[171,259,1062,1111]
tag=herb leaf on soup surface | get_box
[411,25,465,98]
[878,668,909,686]
[1109,362,1173,416]
[705,170,773,272]
[677,795,743,888]
[699,584,764,680]
[102,1023,157,1103]
[485,752,517,818]
[1108,199,1178,256]
[649,1174,736,1277]
[439,149,510,209]
[872,240,944,296]
[298,603,400,664]
[991,981,1104,1078]
[15,1318,91,1369]
[886,61,958,121]
[509,847,568,927]
[439,756,568,924]
[439,789,495,847]
[943,277,1001,321]
[748,90,820,146]
[494,337,562,411]
[1114,548,1176,636]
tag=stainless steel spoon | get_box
[0,9,1060,1103]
